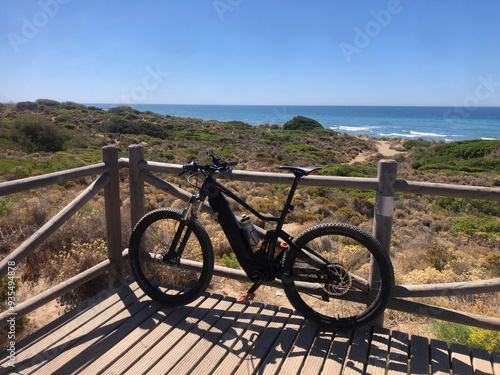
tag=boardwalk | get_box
[1,279,499,375]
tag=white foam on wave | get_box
[409,131,446,137]
[330,125,375,132]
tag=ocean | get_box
[87,104,500,142]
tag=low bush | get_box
[450,217,500,236]
[8,114,70,152]
[283,116,322,131]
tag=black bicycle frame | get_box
[198,173,304,281]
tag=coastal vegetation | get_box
[0,100,499,350]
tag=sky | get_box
[1,0,500,106]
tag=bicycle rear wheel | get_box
[282,222,394,330]
[129,208,214,306]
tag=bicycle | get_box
[129,152,394,330]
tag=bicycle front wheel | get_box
[282,222,394,330]
[129,208,214,306]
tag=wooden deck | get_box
[1,279,499,375]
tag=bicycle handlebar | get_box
[182,156,238,174]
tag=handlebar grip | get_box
[182,162,198,171]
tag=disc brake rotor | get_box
[323,263,351,296]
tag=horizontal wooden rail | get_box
[0,257,116,328]
[0,163,108,196]
[138,160,380,190]
[387,298,500,332]
[138,161,500,200]
[394,278,500,298]
[395,179,500,201]
[0,174,110,280]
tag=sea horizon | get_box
[85,103,500,142]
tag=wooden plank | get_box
[471,347,494,375]
[0,278,130,369]
[388,331,409,375]
[344,327,371,375]
[0,282,140,375]
[78,302,178,374]
[56,299,163,374]
[24,285,148,374]
[321,330,352,375]
[301,330,335,375]
[450,343,473,375]
[104,293,211,375]
[147,297,236,374]
[168,297,247,375]
[366,327,390,375]
[410,334,429,375]
[492,351,500,375]
[278,320,318,375]
[258,312,304,375]
[43,294,156,374]
[430,339,450,375]
[122,293,222,375]
[233,307,292,375]
[211,304,277,375]
[189,303,264,375]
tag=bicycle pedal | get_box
[237,293,255,302]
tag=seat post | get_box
[276,174,301,231]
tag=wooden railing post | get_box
[129,145,146,230]
[370,159,397,326]
[102,145,123,285]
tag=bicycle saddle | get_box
[279,166,322,177]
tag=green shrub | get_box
[219,253,240,269]
[283,116,322,131]
[433,197,500,217]
[450,217,500,236]
[0,198,12,216]
[431,321,471,347]
[35,99,60,107]
[15,101,38,112]
[439,139,500,159]
[9,114,70,152]
[404,139,431,150]
[410,140,500,172]
[285,144,319,153]
[321,164,377,177]
[432,320,500,353]
[0,275,18,303]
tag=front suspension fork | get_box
[162,196,202,264]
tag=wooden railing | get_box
[0,146,128,327]
[1,144,499,332]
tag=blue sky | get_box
[1,0,500,106]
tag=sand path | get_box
[350,139,405,164]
